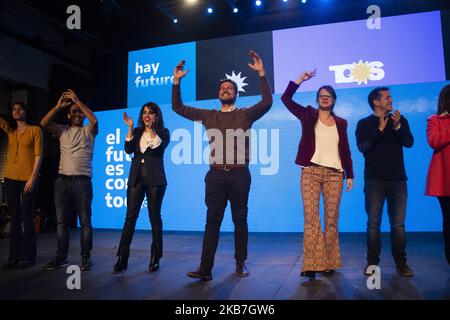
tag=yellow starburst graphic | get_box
[351,60,372,85]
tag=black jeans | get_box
[200,167,251,273]
[438,197,450,263]
[118,164,166,260]
[5,178,39,262]
[364,180,407,265]
[54,175,93,258]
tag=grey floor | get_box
[0,230,449,300]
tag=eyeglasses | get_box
[319,95,332,100]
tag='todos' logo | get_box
[329,60,385,85]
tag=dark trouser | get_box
[364,180,407,265]
[118,164,166,260]
[200,167,251,273]
[5,178,38,262]
[438,197,450,263]
[54,175,93,259]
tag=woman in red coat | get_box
[425,84,450,265]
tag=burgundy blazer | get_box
[281,81,354,179]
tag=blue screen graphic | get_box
[127,42,196,107]
[92,80,449,232]
[91,11,448,232]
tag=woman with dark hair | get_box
[425,84,450,265]
[0,101,43,268]
[114,102,170,273]
[281,70,354,279]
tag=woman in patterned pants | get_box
[281,69,354,279]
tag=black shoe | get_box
[2,258,19,270]
[114,254,128,273]
[18,260,35,268]
[236,261,249,277]
[149,256,159,272]
[396,263,414,277]
[187,267,212,281]
[322,269,335,276]
[81,256,92,271]
[44,257,69,271]
[363,264,378,276]
[300,271,316,279]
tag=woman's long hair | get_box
[437,84,450,115]
[7,101,34,131]
[137,102,165,134]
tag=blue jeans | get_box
[5,178,38,262]
[54,175,93,258]
[364,180,407,265]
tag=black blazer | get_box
[125,127,170,187]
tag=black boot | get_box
[300,271,316,279]
[187,266,212,281]
[236,260,250,277]
[149,255,159,272]
[114,247,129,273]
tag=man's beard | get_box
[219,97,236,105]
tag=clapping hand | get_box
[123,112,134,128]
[390,110,401,130]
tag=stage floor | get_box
[0,230,449,300]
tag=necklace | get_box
[14,126,28,164]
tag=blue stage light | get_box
[207,7,213,14]
[173,18,178,24]
[301,0,307,3]
[256,0,262,6]
[233,8,239,13]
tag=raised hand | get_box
[247,50,265,76]
[295,69,317,84]
[65,89,79,104]
[57,92,68,108]
[173,60,189,84]
[123,112,134,128]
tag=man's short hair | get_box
[368,87,389,110]
[218,79,238,94]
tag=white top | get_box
[310,120,343,171]
[139,132,162,153]
[58,125,96,177]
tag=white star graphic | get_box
[225,71,248,93]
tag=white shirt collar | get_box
[221,104,236,112]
